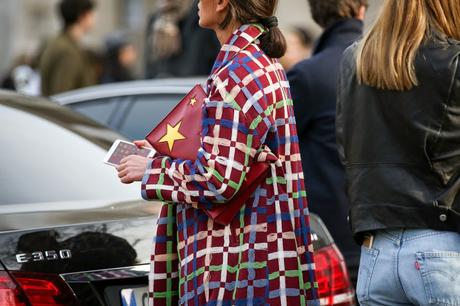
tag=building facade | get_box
[0,0,382,77]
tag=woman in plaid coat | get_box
[118,0,319,305]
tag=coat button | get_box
[439,214,447,222]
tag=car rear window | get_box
[71,98,119,126]
[118,94,181,140]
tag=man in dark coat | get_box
[287,0,368,286]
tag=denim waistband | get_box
[376,228,455,243]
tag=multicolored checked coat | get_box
[142,24,319,306]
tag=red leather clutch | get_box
[146,85,207,161]
[146,85,269,225]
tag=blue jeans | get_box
[356,229,460,306]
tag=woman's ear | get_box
[216,0,230,13]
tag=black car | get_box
[0,91,157,305]
[1,91,354,305]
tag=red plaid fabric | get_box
[142,24,319,306]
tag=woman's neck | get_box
[214,21,242,46]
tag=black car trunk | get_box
[0,200,158,306]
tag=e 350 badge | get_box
[16,250,72,263]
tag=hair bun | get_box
[261,16,278,29]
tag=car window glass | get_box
[119,94,182,140]
[0,105,139,206]
[71,98,118,126]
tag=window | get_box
[71,98,119,127]
[118,94,181,140]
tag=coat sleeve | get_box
[335,44,357,166]
[336,72,347,166]
[430,53,460,184]
[141,73,271,206]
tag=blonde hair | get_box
[356,0,460,91]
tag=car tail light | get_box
[0,271,78,306]
[314,244,355,306]
[0,271,28,306]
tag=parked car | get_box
[52,78,205,141]
[37,86,356,305]
[0,90,157,305]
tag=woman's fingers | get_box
[119,156,129,165]
[118,167,129,178]
[120,174,134,184]
[117,157,132,180]
[133,140,145,148]
[117,162,127,172]
[118,167,135,184]
[120,155,136,166]
[133,140,153,149]
[117,155,149,184]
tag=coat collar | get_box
[60,31,80,49]
[210,24,267,76]
[425,28,460,48]
[313,18,363,55]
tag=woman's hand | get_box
[117,155,151,184]
[133,139,153,149]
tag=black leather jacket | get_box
[337,33,460,242]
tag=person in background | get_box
[280,26,314,71]
[337,0,460,304]
[145,0,220,78]
[10,63,41,96]
[1,41,46,96]
[1,54,41,95]
[287,0,367,286]
[39,0,96,96]
[101,33,138,84]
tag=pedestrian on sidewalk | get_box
[288,0,368,286]
[337,0,460,304]
[116,0,320,304]
[145,0,220,78]
[39,0,97,96]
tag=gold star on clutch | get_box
[159,122,186,151]
[190,97,197,106]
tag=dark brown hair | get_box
[308,0,368,28]
[220,0,287,58]
[58,0,95,28]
